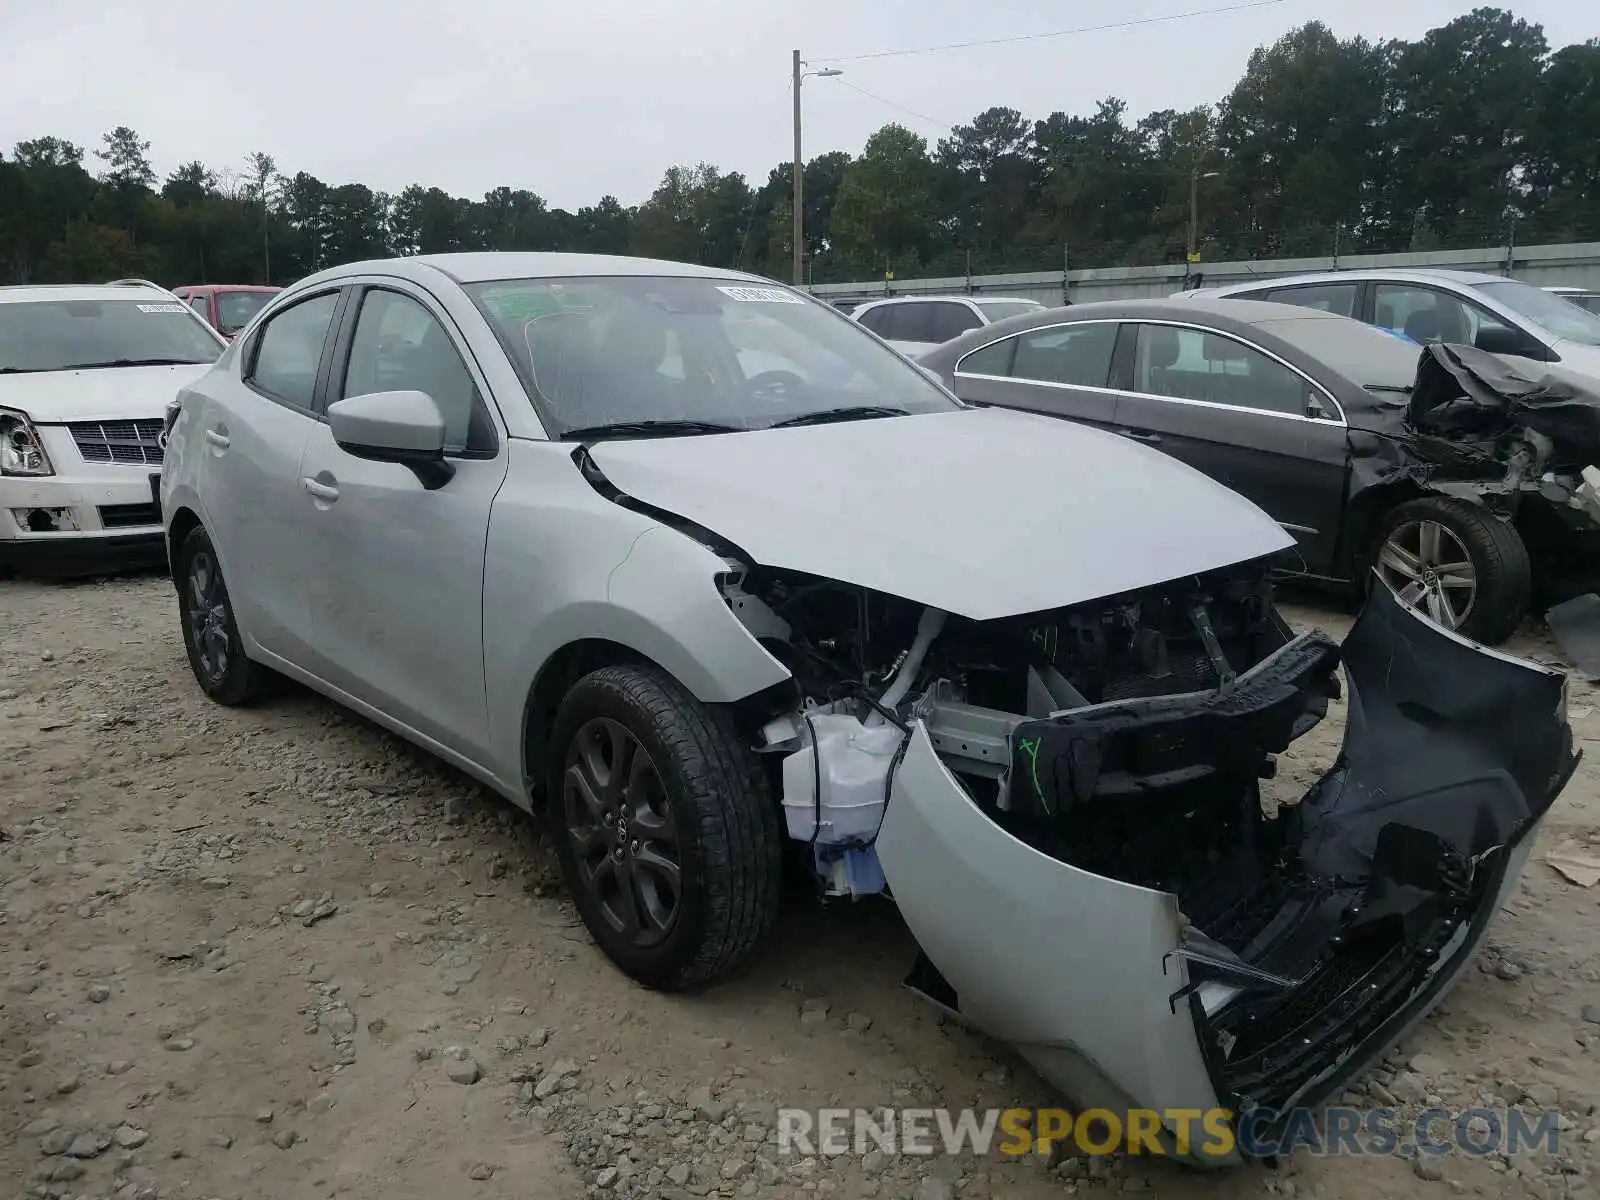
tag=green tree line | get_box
[1,8,1595,289]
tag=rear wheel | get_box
[547,664,781,991]
[1370,496,1530,645]
[176,526,276,704]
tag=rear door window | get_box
[1010,324,1119,387]
[1132,324,1307,415]
[856,305,894,336]
[884,303,934,344]
[926,302,983,343]
[1263,282,1358,318]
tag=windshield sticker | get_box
[716,285,805,305]
[136,303,189,314]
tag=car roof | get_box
[991,295,1349,328]
[858,294,1038,306]
[1191,267,1516,296]
[0,282,180,305]
[917,296,1358,367]
[179,283,282,293]
[294,252,774,291]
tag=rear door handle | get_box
[1117,428,1162,444]
[302,478,339,503]
[205,429,230,449]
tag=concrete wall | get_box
[808,241,1600,308]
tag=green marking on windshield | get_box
[478,287,590,323]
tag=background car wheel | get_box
[547,664,782,992]
[176,526,276,705]
[1369,496,1530,645]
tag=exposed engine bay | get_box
[725,554,1315,897]
[720,555,1578,1134]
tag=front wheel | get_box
[546,664,782,991]
[1369,496,1531,645]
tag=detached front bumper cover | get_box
[876,580,1577,1166]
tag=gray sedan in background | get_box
[920,297,1600,644]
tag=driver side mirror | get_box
[1474,324,1547,361]
[327,389,456,490]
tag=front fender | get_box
[483,442,792,786]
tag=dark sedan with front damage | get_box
[919,297,1600,646]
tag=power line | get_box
[813,0,1294,64]
[830,78,956,134]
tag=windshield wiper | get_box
[768,406,910,429]
[558,419,746,442]
[0,366,45,374]
[62,357,212,370]
[1364,384,1413,394]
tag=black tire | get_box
[546,664,781,991]
[175,526,276,705]
[1369,496,1531,645]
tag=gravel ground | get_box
[3,570,1600,1200]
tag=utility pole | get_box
[791,52,841,288]
[1187,167,1200,266]
[1186,166,1220,288]
[792,50,803,287]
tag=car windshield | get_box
[1477,280,1600,347]
[215,290,276,334]
[1251,314,1423,397]
[465,275,960,436]
[975,300,1044,322]
[0,299,222,373]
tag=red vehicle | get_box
[171,284,282,341]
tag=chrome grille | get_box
[69,420,165,465]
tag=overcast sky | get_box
[0,0,1589,211]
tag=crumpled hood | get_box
[0,363,212,423]
[587,407,1294,620]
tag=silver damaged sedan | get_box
[160,253,1578,1164]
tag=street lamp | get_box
[1187,168,1221,267]
[792,51,843,286]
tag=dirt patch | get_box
[2,573,1599,1199]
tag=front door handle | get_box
[204,429,231,449]
[1117,428,1162,444]
[302,477,340,503]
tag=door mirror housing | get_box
[327,390,455,489]
[1474,324,1548,361]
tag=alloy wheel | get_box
[1377,519,1477,630]
[562,718,683,947]
[187,551,232,682]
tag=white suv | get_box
[1,279,226,576]
[852,295,1044,357]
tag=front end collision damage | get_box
[570,427,1576,1164]
[766,578,1575,1166]
[1352,345,1600,556]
